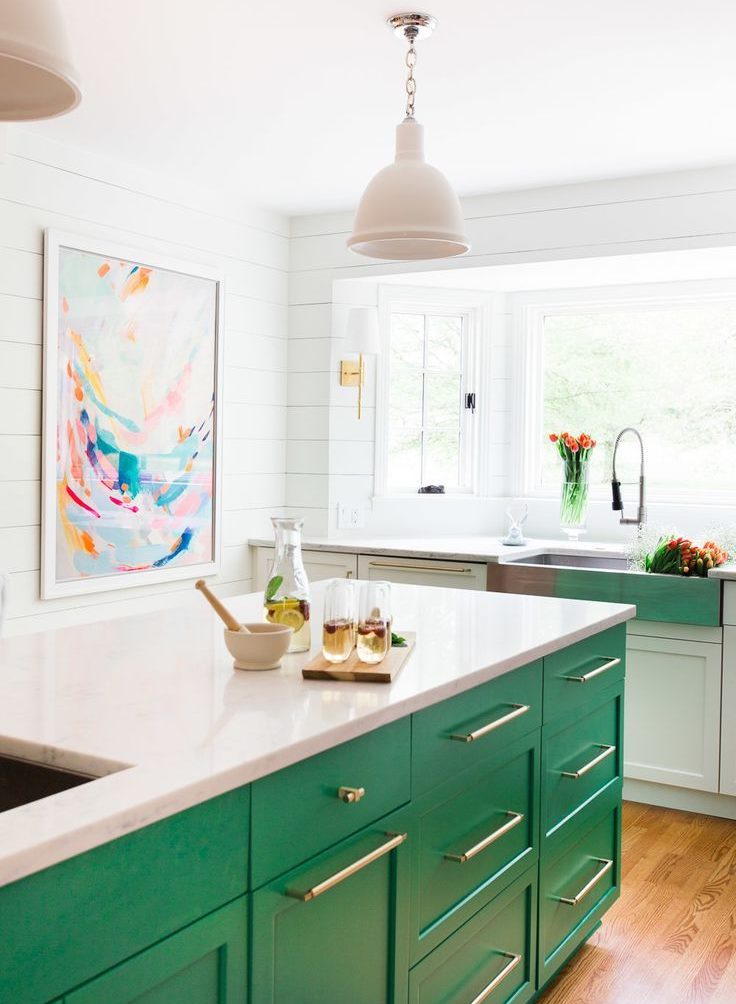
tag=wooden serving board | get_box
[302,632,416,683]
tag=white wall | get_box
[287,165,736,540]
[0,130,289,633]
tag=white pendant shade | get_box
[347,118,470,261]
[344,307,380,355]
[0,0,80,121]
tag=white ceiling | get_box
[29,0,736,216]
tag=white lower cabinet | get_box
[624,625,722,793]
[357,554,487,590]
[720,626,736,797]
[253,548,358,591]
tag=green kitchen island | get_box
[0,583,634,1004]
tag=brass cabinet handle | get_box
[561,744,616,779]
[337,785,365,804]
[449,704,531,743]
[367,560,474,575]
[556,857,613,906]
[564,656,621,684]
[346,570,354,578]
[468,952,522,1004]
[286,832,407,902]
[445,811,525,864]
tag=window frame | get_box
[375,285,492,498]
[511,278,736,502]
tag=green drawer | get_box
[543,626,625,723]
[410,733,539,962]
[539,798,621,985]
[251,718,410,888]
[409,869,537,1004]
[542,686,623,846]
[412,660,542,796]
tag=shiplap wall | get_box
[0,130,289,634]
[288,165,736,537]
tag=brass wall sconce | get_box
[340,307,380,419]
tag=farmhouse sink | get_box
[506,551,631,571]
[0,753,94,813]
[488,550,722,626]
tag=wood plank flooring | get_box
[539,801,736,1004]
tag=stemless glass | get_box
[356,581,391,665]
[322,578,356,664]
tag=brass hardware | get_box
[346,570,354,578]
[286,832,407,902]
[445,811,524,863]
[449,704,530,743]
[557,857,614,906]
[564,656,621,684]
[340,355,365,419]
[368,560,474,575]
[468,952,522,1004]
[561,744,616,779]
[338,785,366,804]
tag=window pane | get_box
[424,430,460,487]
[390,313,424,368]
[389,367,423,427]
[425,373,461,429]
[426,315,462,370]
[388,428,421,488]
[542,304,736,494]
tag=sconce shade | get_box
[344,307,380,355]
[347,119,470,261]
[0,0,80,120]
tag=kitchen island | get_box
[0,583,634,1004]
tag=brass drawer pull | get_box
[286,832,407,902]
[561,744,616,779]
[449,704,531,743]
[337,785,365,804]
[469,952,522,1004]
[564,656,621,684]
[445,811,525,864]
[557,857,613,906]
[367,560,474,575]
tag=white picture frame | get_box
[41,229,225,599]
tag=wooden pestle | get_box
[195,580,249,633]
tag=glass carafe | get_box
[264,517,311,653]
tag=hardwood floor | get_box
[539,801,736,1004]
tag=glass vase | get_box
[263,517,311,653]
[560,460,590,541]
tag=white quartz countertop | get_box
[249,535,631,564]
[0,582,634,889]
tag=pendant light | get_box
[347,12,469,262]
[0,0,81,121]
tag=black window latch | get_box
[464,392,476,414]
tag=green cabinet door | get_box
[65,898,247,1004]
[251,810,410,1004]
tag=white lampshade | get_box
[347,118,470,261]
[344,307,380,355]
[0,0,80,121]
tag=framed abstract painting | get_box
[41,230,224,598]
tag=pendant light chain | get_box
[404,29,418,119]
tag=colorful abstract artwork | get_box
[42,232,222,597]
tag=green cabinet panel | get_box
[409,734,539,963]
[251,810,410,1004]
[543,626,625,723]
[538,796,621,985]
[412,660,542,796]
[65,898,247,1004]
[251,718,411,888]
[542,686,623,846]
[409,869,537,1004]
[0,785,250,1004]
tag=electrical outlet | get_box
[337,503,365,529]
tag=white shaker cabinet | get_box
[253,547,358,591]
[624,624,723,793]
[357,554,487,590]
